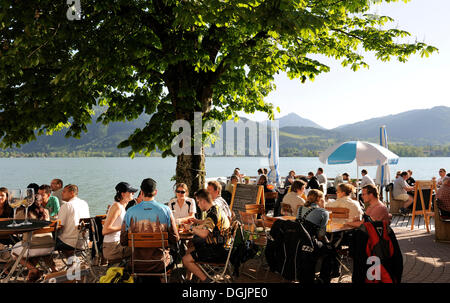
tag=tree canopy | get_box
[0,0,437,191]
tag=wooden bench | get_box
[434,202,450,242]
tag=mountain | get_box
[277,112,324,129]
[333,106,450,145]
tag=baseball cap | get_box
[140,178,157,194]
[115,182,138,193]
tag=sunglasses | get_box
[176,190,186,194]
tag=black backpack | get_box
[265,208,319,282]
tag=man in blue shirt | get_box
[120,178,179,274]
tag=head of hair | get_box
[400,171,408,177]
[440,168,446,173]
[0,187,9,199]
[38,184,52,195]
[194,189,212,204]
[27,183,39,194]
[258,174,268,185]
[230,175,238,182]
[291,180,306,192]
[64,184,79,196]
[257,168,263,174]
[207,180,222,194]
[174,183,188,194]
[308,171,314,177]
[338,183,354,196]
[53,178,63,187]
[299,176,309,183]
[363,184,379,199]
[289,170,295,176]
[361,169,367,175]
[317,168,323,173]
[263,168,268,174]
[342,173,349,177]
[305,189,323,207]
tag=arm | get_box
[102,203,122,236]
[169,212,180,243]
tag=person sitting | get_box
[326,183,363,225]
[257,175,276,213]
[306,172,320,190]
[281,180,306,216]
[168,183,197,224]
[12,198,56,282]
[0,187,13,219]
[360,184,392,224]
[225,175,239,193]
[360,169,375,188]
[244,176,250,184]
[316,168,327,186]
[102,182,136,265]
[406,170,416,187]
[284,170,296,188]
[263,168,268,176]
[207,181,232,220]
[182,189,230,283]
[393,171,415,215]
[232,168,243,183]
[50,178,65,207]
[255,168,264,184]
[38,184,60,220]
[334,173,350,190]
[437,168,447,189]
[436,176,450,216]
[55,184,90,255]
[296,189,336,283]
[120,178,179,280]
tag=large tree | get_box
[0,0,437,193]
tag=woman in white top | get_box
[168,183,197,224]
[102,182,137,264]
[326,183,363,224]
[281,180,306,216]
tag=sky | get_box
[240,0,450,129]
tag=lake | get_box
[1,157,449,215]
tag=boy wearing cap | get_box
[120,178,180,275]
[102,182,137,264]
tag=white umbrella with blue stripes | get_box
[319,140,399,199]
[376,126,392,199]
[267,124,281,188]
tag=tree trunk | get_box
[176,150,205,198]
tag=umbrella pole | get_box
[356,165,359,202]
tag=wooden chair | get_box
[325,207,350,220]
[41,265,90,283]
[128,232,171,283]
[434,200,450,242]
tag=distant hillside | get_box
[277,112,324,129]
[333,106,450,145]
[2,106,450,157]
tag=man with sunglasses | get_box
[437,168,447,189]
[169,183,196,225]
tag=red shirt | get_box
[366,200,392,223]
[436,184,450,212]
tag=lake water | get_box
[1,157,449,216]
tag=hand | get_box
[188,218,200,224]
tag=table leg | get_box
[0,231,31,283]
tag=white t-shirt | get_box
[326,196,363,223]
[103,202,126,243]
[168,198,196,220]
[58,196,90,249]
[360,174,375,188]
[281,192,305,216]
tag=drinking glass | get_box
[7,189,23,228]
[21,188,35,225]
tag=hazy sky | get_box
[240,0,450,129]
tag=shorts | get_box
[12,242,53,258]
[394,194,410,201]
[191,243,228,263]
[102,241,131,262]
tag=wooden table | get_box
[0,219,51,283]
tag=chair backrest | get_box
[33,220,60,235]
[264,192,278,200]
[128,232,169,248]
[245,203,265,215]
[96,214,107,226]
[325,207,350,219]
